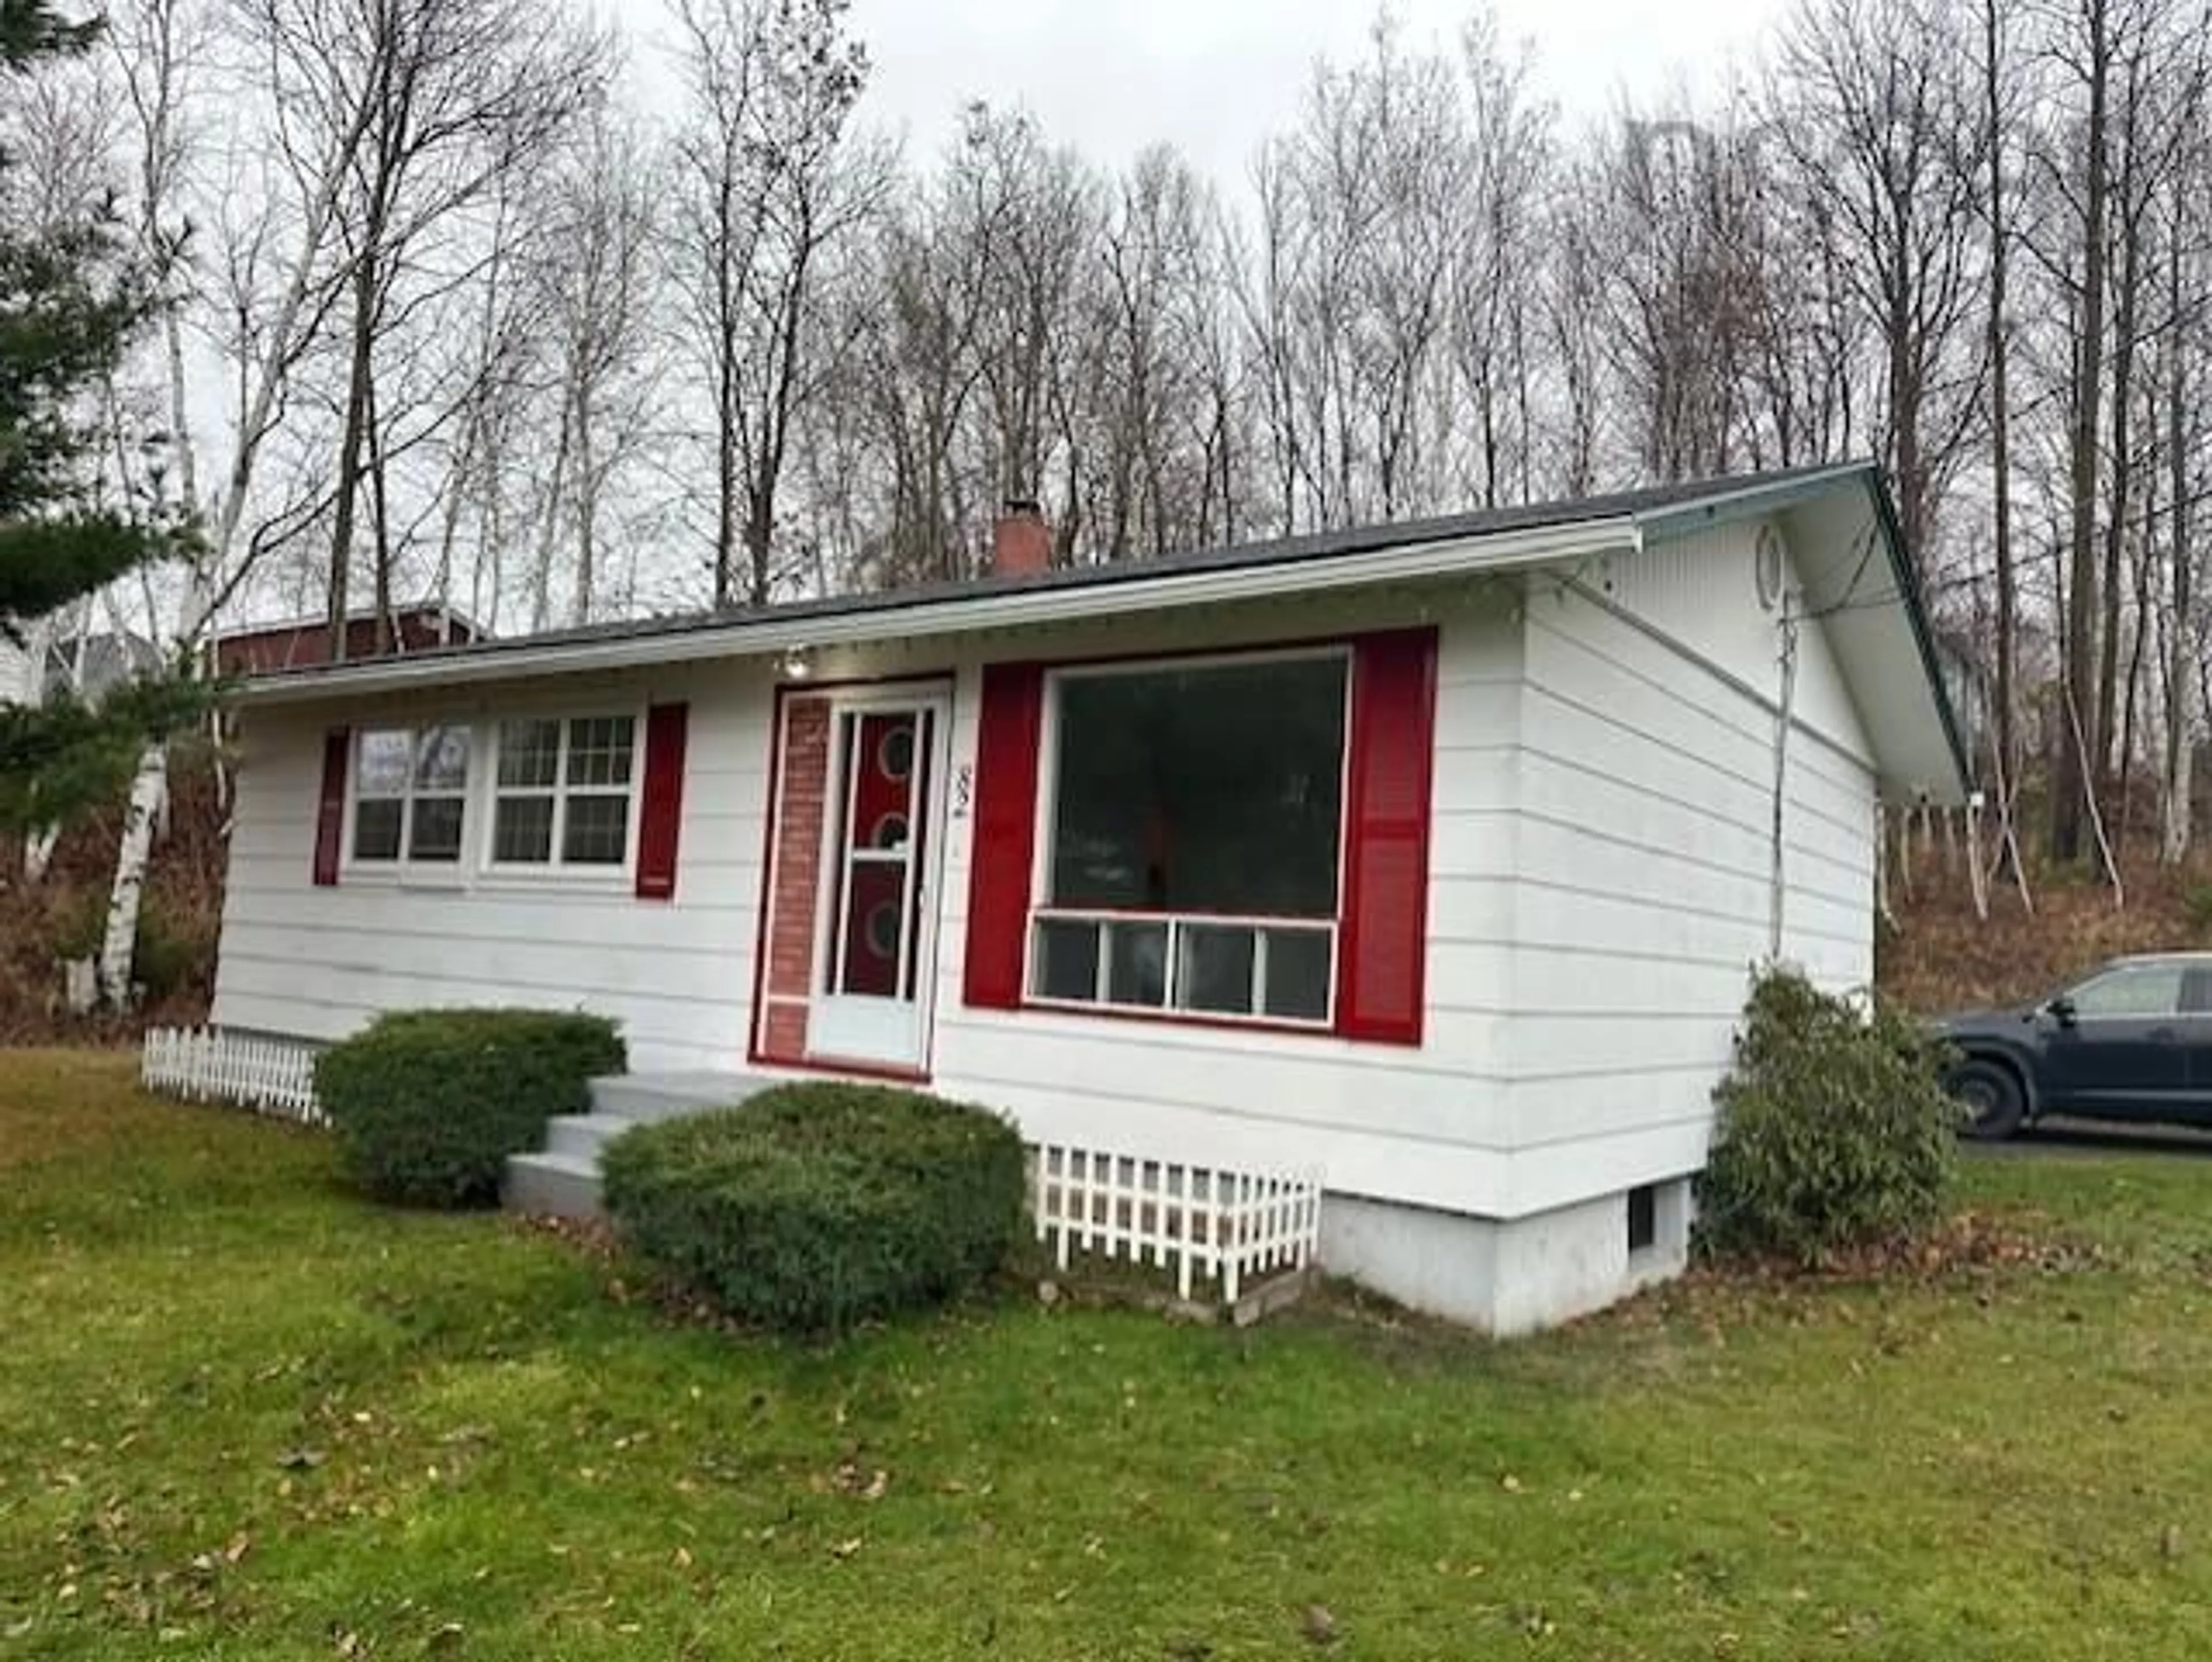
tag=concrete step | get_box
[544,1112,638,1161]
[588,1070,780,1122]
[503,1150,604,1220]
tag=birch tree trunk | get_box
[98,745,168,1010]
[2161,221,2194,864]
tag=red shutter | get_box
[1335,628,1438,1045]
[312,727,349,887]
[963,662,1044,1010]
[635,702,689,901]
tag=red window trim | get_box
[962,662,1045,1011]
[964,627,1437,1046]
[313,727,349,886]
[634,703,688,900]
[1334,628,1438,1045]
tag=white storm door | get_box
[806,693,948,1068]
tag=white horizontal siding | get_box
[922,590,1529,1216]
[1505,525,1878,1202]
[210,660,775,1072]
[1597,518,1870,764]
[1779,736,1875,986]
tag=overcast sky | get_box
[615,0,1788,184]
[839,0,1783,179]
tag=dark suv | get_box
[1937,954,2212,1139]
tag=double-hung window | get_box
[1028,651,1349,1025]
[490,715,638,869]
[351,726,471,865]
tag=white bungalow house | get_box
[205,462,1967,1333]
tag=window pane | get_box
[562,795,629,865]
[415,725,471,792]
[498,719,560,789]
[1262,928,1332,1022]
[353,798,402,860]
[493,795,555,863]
[2070,965,2183,1018]
[409,795,465,862]
[1048,656,1346,916]
[567,716,635,788]
[357,730,411,797]
[1033,917,1101,1001]
[1107,920,1169,1007]
[1177,924,1257,1015]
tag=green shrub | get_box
[42,891,211,1001]
[601,1083,1027,1334]
[1697,967,1961,1268]
[316,1008,625,1207]
[131,898,214,1001]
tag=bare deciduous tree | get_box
[244,0,603,658]
[668,0,876,608]
[1774,0,1988,567]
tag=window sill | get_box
[338,866,468,893]
[473,867,636,895]
[1016,996,1341,1043]
[333,866,637,898]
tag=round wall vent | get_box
[1753,524,1787,612]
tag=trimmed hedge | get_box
[1698,967,1961,1267]
[600,1083,1026,1334]
[316,1008,626,1207]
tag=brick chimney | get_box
[991,498,1052,578]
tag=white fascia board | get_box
[238,517,1643,706]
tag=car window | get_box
[2067,965,2185,1019]
[2183,967,2212,1014]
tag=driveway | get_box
[1968,1118,2212,1160]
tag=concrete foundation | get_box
[1317,1177,1694,1335]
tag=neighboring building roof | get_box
[213,604,481,675]
[212,602,485,643]
[236,462,1969,802]
[41,629,164,700]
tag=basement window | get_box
[1626,1183,1658,1256]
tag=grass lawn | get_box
[3,1054,2211,1660]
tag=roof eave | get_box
[1857,470,1974,798]
[236,516,1645,706]
[1630,461,1876,540]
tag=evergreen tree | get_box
[0,0,199,833]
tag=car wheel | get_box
[1950,1059,2027,1141]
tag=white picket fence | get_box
[1032,1143,1324,1305]
[141,1027,324,1126]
